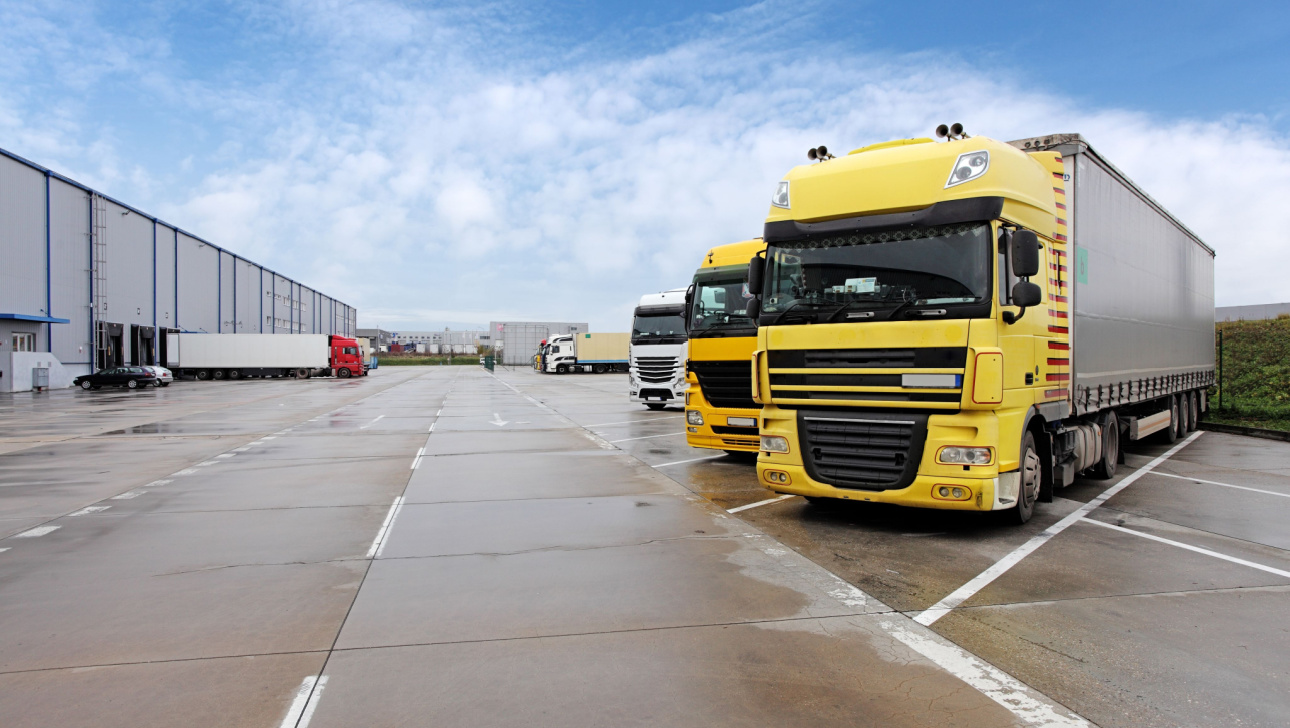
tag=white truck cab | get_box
[544,335,575,373]
[629,288,689,410]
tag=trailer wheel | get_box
[1176,394,1190,438]
[1187,391,1199,432]
[1162,396,1180,443]
[1090,412,1119,479]
[594,364,607,374]
[196,370,210,381]
[227,370,241,380]
[1010,431,1040,525]
[338,367,352,378]
[212,369,226,381]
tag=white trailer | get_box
[165,333,361,380]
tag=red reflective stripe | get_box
[1044,388,1068,398]
[1047,358,1069,366]
[1048,341,1070,350]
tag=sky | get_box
[2,0,1288,332]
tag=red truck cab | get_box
[329,336,367,378]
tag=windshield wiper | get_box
[766,301,822,325]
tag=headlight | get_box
[938,446,992,465]
[771,180,790,209]
[686,410,704,426]
[760,435,790,453]
[944,151,989,188]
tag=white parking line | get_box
[68,506,111,516]
[359,415,385,430]
[145,479,173,487]
[174,468,198,476]
[216,453,235,458]
[298,676,329,727]
[410,447,424,470]
[1081,517,1290,578]
[279,675,325,728]
[1151,470,1290,498]
[0,548,9,554]
[608,432,687,443]
[728,494,798,513]
[587,416,685,428]
[914,431,1203,626]
[651,454,726,468]
[366,497,404,558]
[111,490,145,500]
[375,499,406,558]
[13,526,60,538]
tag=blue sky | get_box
[3,0,1288,330]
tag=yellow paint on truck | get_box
[685,239,766,454]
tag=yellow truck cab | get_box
[683,240,767,455]
[749,131,1213,523]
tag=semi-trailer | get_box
[749,130,1214,523]
[683,239,766,454]
[542,333,630,373]
[629,289,689,410]
[165,333,367,380]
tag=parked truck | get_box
[683,239,766,455]
[748,131,1214,523]
[165,333,367,380]
[543,333,630,373]
[629,289,690,410]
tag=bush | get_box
[1211,318,1290,430]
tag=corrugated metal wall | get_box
[102,198,156,351]
[235,258,259,333]
[49,178,91,367]
[156,224,177,332]
[0,156,49,333]
[218,252,235,333]
[178,233,220,333]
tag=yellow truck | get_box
[748,130,1214,523]
[683,240,767,455]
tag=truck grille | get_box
[769,348,966,369]
[797,411,928,491]
[768,347,966,408]
[635,356,679,384]
[689,360,757,410]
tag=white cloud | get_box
[2,2,1286,331]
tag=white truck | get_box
[543,333,630,373]
[165,333,366,380]
[629,289,689,410]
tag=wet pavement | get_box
[0,367,1285,727]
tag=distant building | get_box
[489,321,587,366]
[1216,303,1290,322]
[356,328,393,351]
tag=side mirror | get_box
[684,284,695,333]
[746,298,761,320]
[1011,281,1041,307]
[747,256,764,296]
[1011,230,1040,278]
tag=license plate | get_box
[727,416,756,427]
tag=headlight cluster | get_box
[686,410,704,426]
[944,151,989,188]
[938,447,992,465]
[760,435,789,453]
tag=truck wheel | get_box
[594,364,607,374]
[1090,412,1119,479]
[646,403,666,411]
[228,370,241,380]
[1162,396,1179,443]
[1010,431,1040,525]
[338,367,352,378]
[1187,391,1199,432]
[196,370,210,381]
[556,364,567,374]
[212,370,226,380]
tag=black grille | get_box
[797,411,928,491]
[635,356,679,383]
[710,425,758,435]
[690,360,757,409]
[769,347,967,369]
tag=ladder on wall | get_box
[91,195,109,367]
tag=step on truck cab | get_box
[629,289,689,410]
[684,239,766,454]
[749,131,1214,523]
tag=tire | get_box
[338,368,352,378]
[228,369,241,380]
[196,370,210,381]
[556,364,567,374]
[1187,391,1199,432]
[1162,396,1179,443]
[295,368,309,379]
[646,403,666,411]
[1010,431,1041,525]
[1176,394,1189,438]
[1090,412,1119,479]
[152,380,163,387]
[594,364,607,374]
[127,379,139,389]
[212,369,226,381]
[80,380,93,390]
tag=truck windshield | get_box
[762,222,992,322]
[632,312,686,344]
[689,277,755,335]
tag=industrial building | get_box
[0,146,356,390]
[489,321,587,365]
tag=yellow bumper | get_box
[685,387,760,453]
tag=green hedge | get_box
[1210,317,1290,431]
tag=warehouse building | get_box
[490,321,587,366]
[0,147,356,389]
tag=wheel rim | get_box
[1021,445,1041,508]
[82,381,91,389]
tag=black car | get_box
[74,366,161,391]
